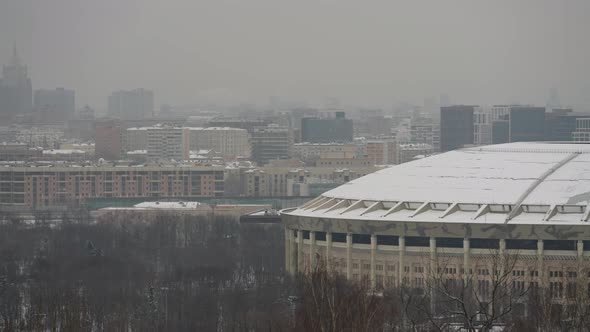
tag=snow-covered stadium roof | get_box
[285,142,590,225]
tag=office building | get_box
[301,112,353,143]
[108,89,154,120]
[440,105,475,152]
[509,106,545,142]
[251,125,293,165]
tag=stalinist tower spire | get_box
[11,41,21,66]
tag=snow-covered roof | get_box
[134,201,203,209]
[284,142,590,225]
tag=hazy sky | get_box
[1,0,589,111]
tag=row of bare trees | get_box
[292,251,590,332]
[0,212,292,331]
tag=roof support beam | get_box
[340,200,364,215]
[543,205,558,221]
[440,202,459,219]
[582,205,590,222]
[410,202,431,218]
[383,201,405,217]
[312,197,336,212]
[472,204,490,220]
[326,199,348,212]
[360,201,383,216]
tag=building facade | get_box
[440,105,475,152]
[0,164,224,208]
[186,127,250,159]
[146,126,188,161]
[301,112,353,143]
[251,125,293,165]
[509,106,545,142]
[94,119,123,160]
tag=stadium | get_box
[281,142,590,292]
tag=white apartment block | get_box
[186,127,250,159]
[146,126,187,161]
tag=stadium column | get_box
[326,232,332,271]
[370,234,377,289]
[537,240,544,286]
[463,238,470,282]
[429,237,437,276]
[429,237,437,314]
[399,236,405,287]
[346,233,353,280]
[284,228,291,274]
[297,230,304,273]
[290,230,297,274]
[577,240,584,276]
[499,239,506,276]
[309,231,316,270]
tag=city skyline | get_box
[1,0,589,111]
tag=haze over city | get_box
[2,0,590,110]
[3,1,590,331]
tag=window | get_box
[505,239,537,250]
[377,235,399,246]
[332,233,347,243]
[470,238,500,249]
[544,240,576,251]
[436,237,463,248]
[352,234,371,244]
[405,236,429,247]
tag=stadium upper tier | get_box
[287,142,590,225]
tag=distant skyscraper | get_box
[440,105,475,152]
[108,89,154,120]
[0,43,32,120]
[34,88,75,123]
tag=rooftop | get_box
[286,142,590,225]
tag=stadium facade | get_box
[282,142,590,293]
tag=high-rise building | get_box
[440,105,475,152]
[108,89,154,120]
[301,112,353,143]
[95,119,123,160]
[251,125,293,165]
[0,44,32,120]
[509,106,545,142]
[34,88,75,123]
